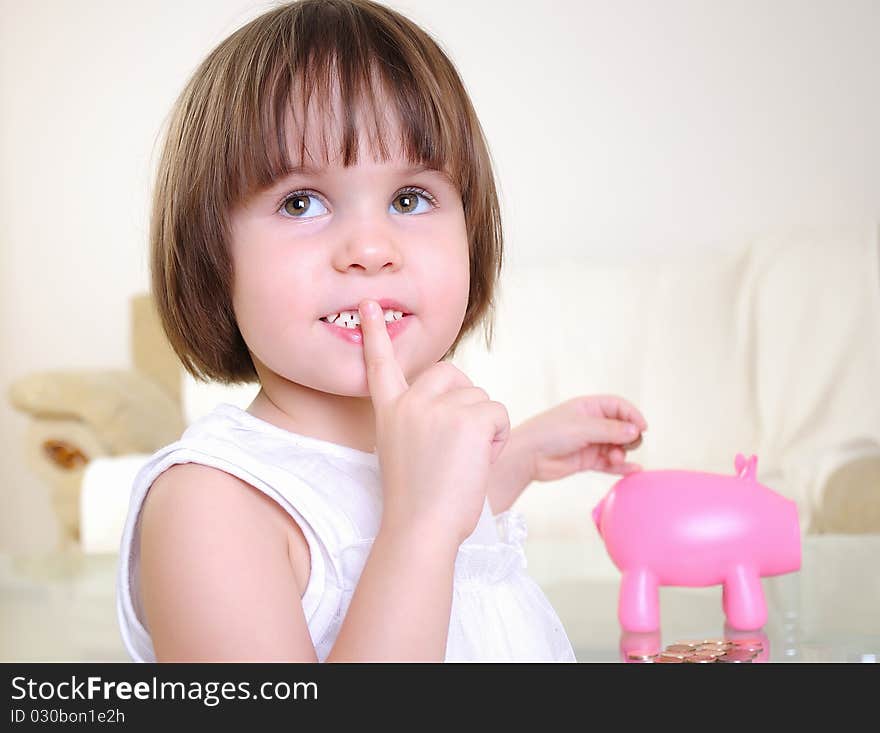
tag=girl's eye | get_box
[390,188,436,215]
[279,191,329,219]
[277,187,437,220]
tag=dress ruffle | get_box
[453,509,528,585]
[333,509,577,662]
[337,509,530,587]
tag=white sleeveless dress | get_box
[115,402,577,662]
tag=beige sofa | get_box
[7,296,185,548]
[8,223,880,557]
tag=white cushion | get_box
[746,221,880,520]
[451,245,752,542]
[81,454,152,553]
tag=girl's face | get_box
[228,99,470,399]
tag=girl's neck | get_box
[246,383,377,454]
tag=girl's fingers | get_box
[599,445,642,474]
[593,442,645,474]
[595,395,648,432]
[620,434,642,451]
[605,460,641,475]
[621,402,648,432]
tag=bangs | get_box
[214,1,471,207]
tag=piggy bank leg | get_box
[618,569,660,632]
[722,565,767,630]
[619,629,662,663]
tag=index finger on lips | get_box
[359,300,409,406]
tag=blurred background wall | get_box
[2,0,879,554]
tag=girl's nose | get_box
[335,228,402,274]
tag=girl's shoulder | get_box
[143,461,311,590]
[143,463,285,527]
[143,461,294,548]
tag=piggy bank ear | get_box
[735,453,747,476]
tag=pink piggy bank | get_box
[592,453,801,632]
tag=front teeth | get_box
[322,309,404,328]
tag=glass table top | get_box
[539,534,880,663]
[1,534,877,663]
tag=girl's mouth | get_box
[318,314,413,344]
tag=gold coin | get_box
[659,652,689,661]
[718,650,755,663]
[666,644,696,653]
[627,651,658,661]
[685,653,718,663]
[655,656,684,663]
[731,642,763,652]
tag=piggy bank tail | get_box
[735,453,758,480]
[592,498,606,535]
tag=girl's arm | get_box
[139,463,319,662]
[486,425,536,516]
[324,519,459,662]
[139,462,462,662]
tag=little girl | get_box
[116,0,645,662]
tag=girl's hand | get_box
[359,300,510,547]
[518,395,648,483]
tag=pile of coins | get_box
[626,638,764,663]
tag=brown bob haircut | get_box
[151,0,504,385]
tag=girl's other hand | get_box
[517,395,648,483]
